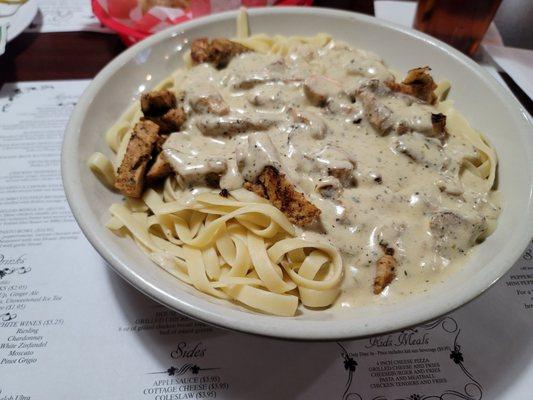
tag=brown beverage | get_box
[414,0,503,56]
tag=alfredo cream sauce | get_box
[161,40,500,307]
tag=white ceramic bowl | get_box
[62,7,533,340]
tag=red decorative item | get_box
[92,0,313,46]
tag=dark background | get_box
[0,0,531,110]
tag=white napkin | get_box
[374,0,532,101]
[484,45,533,100]
[373,0,417,27]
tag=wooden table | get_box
[0,1,531,114]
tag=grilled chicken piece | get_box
[289,109,329,139]
[115,120,160,198]
[138,90,187,183]
[393,132,444,169]
[155,134,168,152]
[162,132,228,187]
[191,38,251,69]
[357,79,446,139]
[188,84,229,116]
[431,113,447,141]
[229,59,303,90]
[436,175,464,196]
[356,85,395,135]
[237,131,282,182]
[373,254,396,294]
[315,146,357,187]
[140,90,186,134]
[145,108,187,134]
[141,90,176,116]
[244,166,321,227]
[386,66,437,104]
[429,211,487,259]
[315,177,343,199]
[303,75,342,107]
[305,146,357,199]
[146,153,173,184]
[196,113,277,136]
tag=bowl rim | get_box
[62,6,533,341]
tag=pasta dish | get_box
[88,10,500,316]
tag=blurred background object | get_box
[0,0,37,55]
[2,0,532,93]
[92,0,312,46]
[373,0,532,108]
[413,0,502,56]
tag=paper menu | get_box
[483,45,533,102]
[25,0,111,33]
[0,81,532,399]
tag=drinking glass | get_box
[413,0,503,56]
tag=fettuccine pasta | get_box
[106,188,342,316]
[89,8,500,314]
